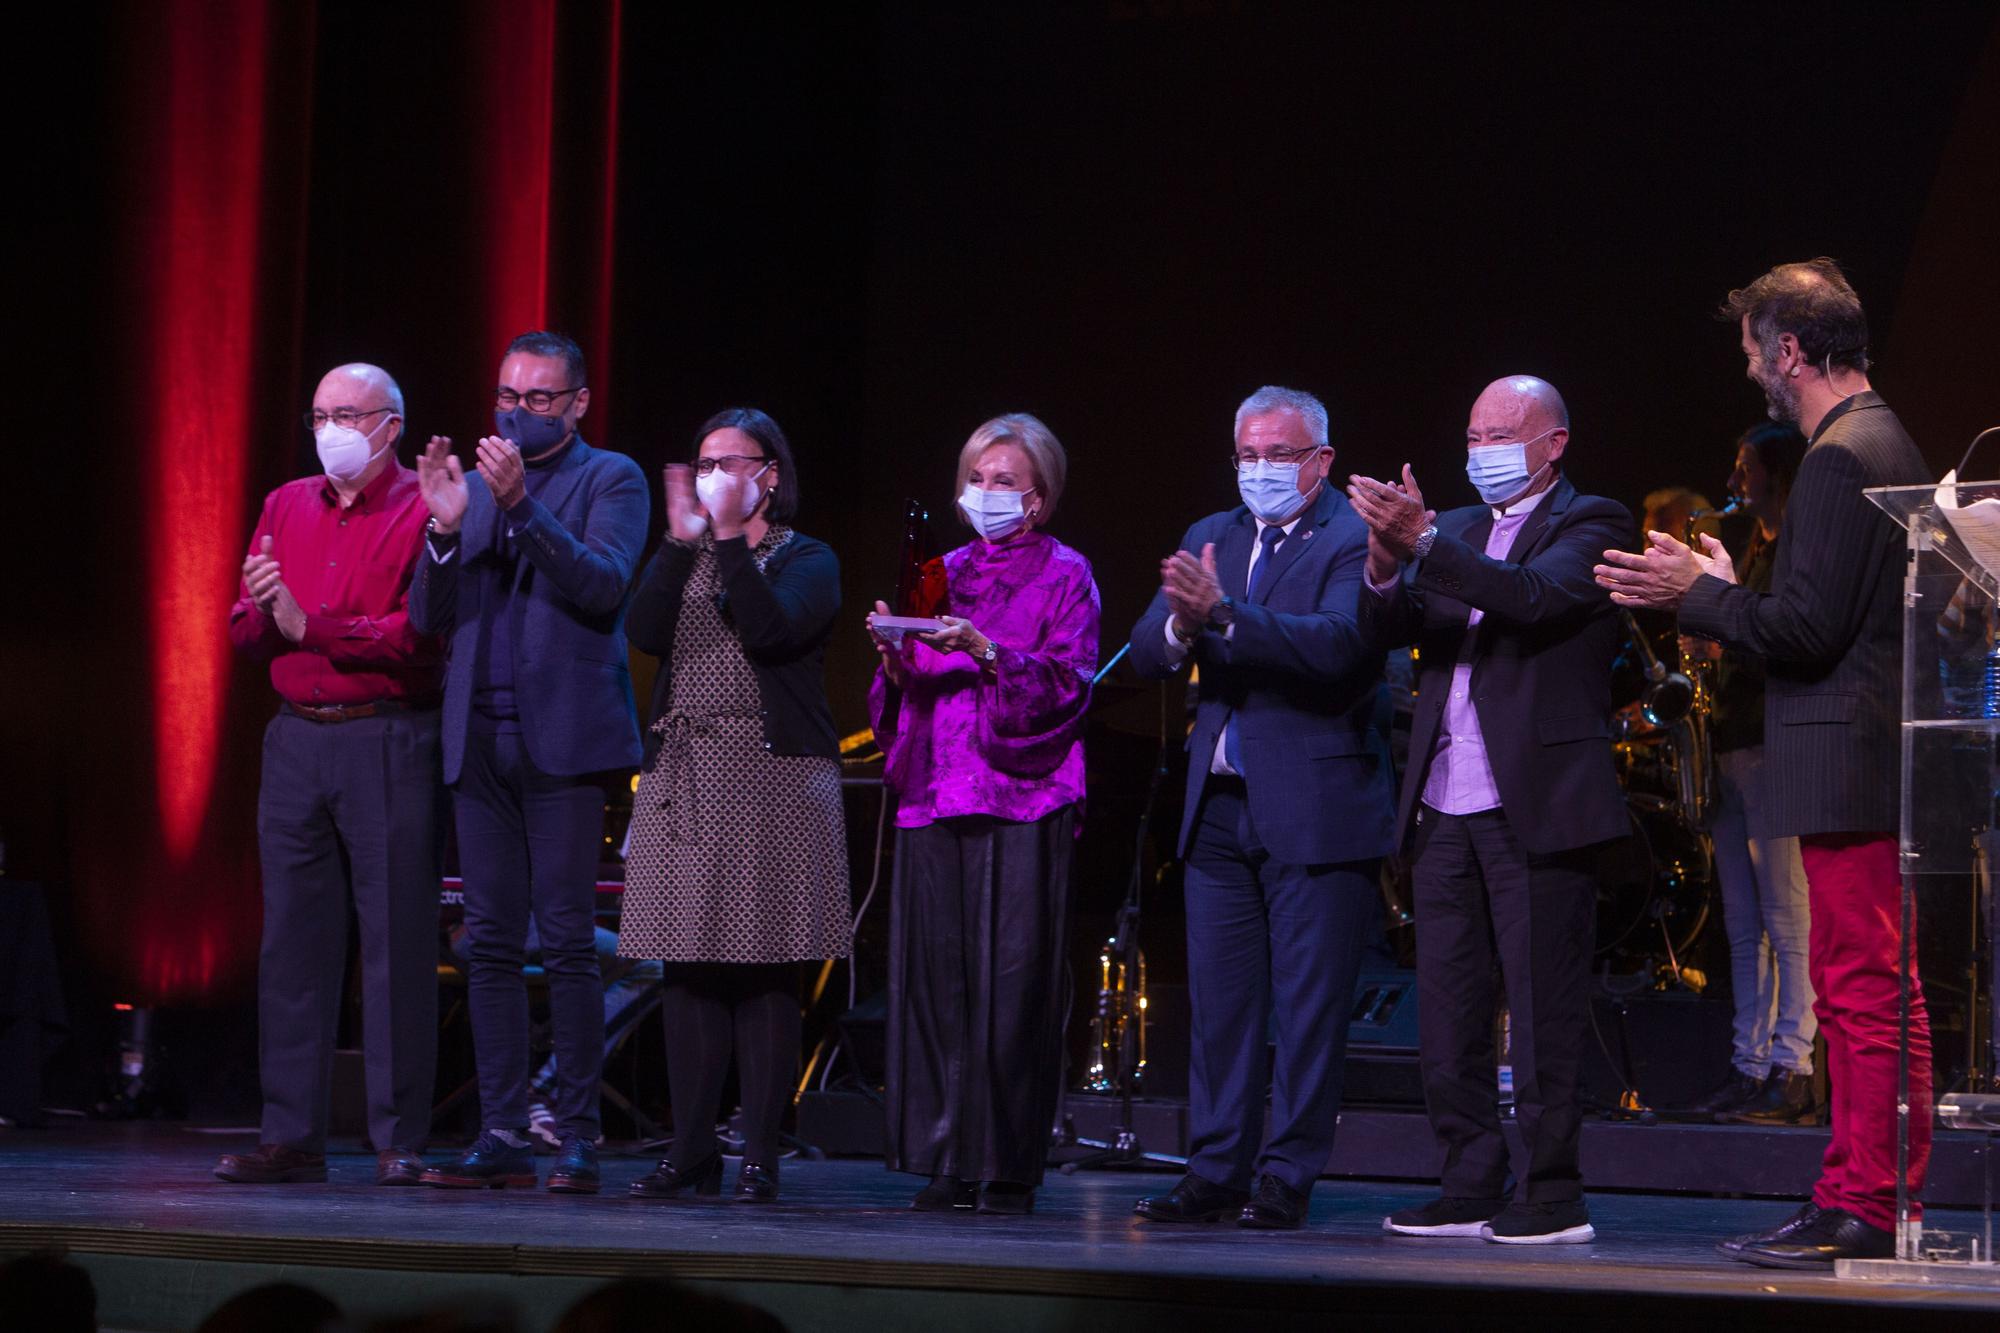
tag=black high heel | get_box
[735,1160,779,1203]
[629,1152,724,1199]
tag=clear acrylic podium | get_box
[1838,480,2000,1286]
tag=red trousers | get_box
[1800,832,1932,1229]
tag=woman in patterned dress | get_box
[620,408,849,1205]
[867,413,1100,1215]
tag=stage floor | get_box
[1,1124,1995,1331]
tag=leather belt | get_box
[283,697,439,724]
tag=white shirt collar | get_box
[1492,479,1559,521]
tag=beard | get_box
[1755,364,1801,424]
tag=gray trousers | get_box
[256,707,443,1152]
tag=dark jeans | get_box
[1182,777,1379,1195]
[1411,804,1599,1204]
[256,707,443,1153]
[453,726,607,1140]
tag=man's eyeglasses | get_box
[305,406,396,431]
[694,455,770,478]
[1230,445,1322,470]
[494,386,582,414]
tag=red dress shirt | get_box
[229,461,443,706]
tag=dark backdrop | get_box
[8,2,1998,1036]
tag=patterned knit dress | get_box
[617,528,851,963]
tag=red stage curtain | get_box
[75,0,628,1006]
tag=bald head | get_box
[1471,376,1569,437]
[317,362,404,416]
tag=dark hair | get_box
[0,1250,95,1333]
[503,330,587,386]
[1738,418,1806,493]
[1718,257,1870,374]
[695,406,800,523]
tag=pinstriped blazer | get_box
[1679,393,1927,838]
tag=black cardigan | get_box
[626,531,842,762]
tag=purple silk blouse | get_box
[869,530,1100,828]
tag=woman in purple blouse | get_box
[867,413,1101,1215]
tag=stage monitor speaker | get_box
[1343,969,1423,1107]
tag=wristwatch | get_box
[1411,524,1439,561]
[1206,596,1236,631]
[980,639,999,665]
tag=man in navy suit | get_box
[1349,376,1631,1246]
[411,331,649,1194]
[1128,386,1397,1230]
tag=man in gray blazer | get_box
[1597,259,1931,1267]
[412,331,649,1195]
[1128,386,1396,1230]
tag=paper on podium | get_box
[1934,470,2000,585]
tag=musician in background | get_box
[868,413,1099,1216]
[1681,421,1817,1125]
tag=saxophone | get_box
[1666,497,1742,831]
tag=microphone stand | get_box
[1060,665,1187,1173]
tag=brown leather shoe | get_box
[214,1144,327,1184]
[376,1149,427,1187]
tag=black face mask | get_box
[494,404,570,453]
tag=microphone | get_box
[1951,425,2000,483]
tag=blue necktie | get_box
[1223,525,1287,775]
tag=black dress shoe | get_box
[911,1175,977,1211]
[375,1149,426,1187]
[1133,1173,1251,1223]
[630,1152,724,1200]
[1736,1207,1893,1268]
[1679,1069,1764,1120]
[976,1182,1034,1215]
[214,1144,328,1184]
[735,1161,779,1203]
[421,1131,538,1189]
[546,1136,600,1194]
[1723,1071,1818,1125]
[1238,1174,1308,1230]
[1716,1202,1822,1257]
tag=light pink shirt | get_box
[1369,485,1554,815]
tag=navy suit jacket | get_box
[1128,485,1396,867]
[1359,475,1633,857]
[411,438,650,785]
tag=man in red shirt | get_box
[215,362,444,1188]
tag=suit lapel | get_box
[1500,475,1574,564]
[531,438,592,525]
[1217,512,1254,600]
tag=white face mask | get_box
[1236,459,1317,524]
[1465,426,1558,506]
[958,484,1033,541]
[696,462,771,521]
[314,414,394,483]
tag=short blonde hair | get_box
[954,413,1068,527]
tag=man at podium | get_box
[1594,258,1932,1268]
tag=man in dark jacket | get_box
[1597,259,1932,1267]
[1128,386,1397,1231]
[412,331,649,1194]
[1350,375,1632,1246]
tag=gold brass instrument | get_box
[1082,936,1147,1094]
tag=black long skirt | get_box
[885,808,1074,1186]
